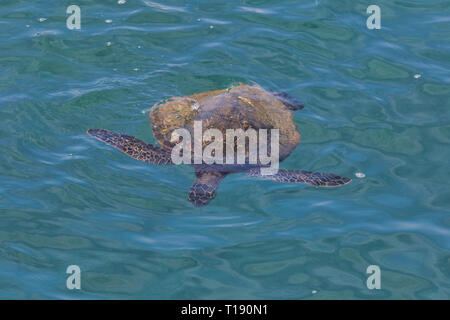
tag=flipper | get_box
[247,168,351,187]
[271,91,305,111]
[188,171,227,207]
[87,129,173,165]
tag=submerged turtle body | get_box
[87,83,351,207]
[150,84,300,164]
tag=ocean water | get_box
[0,0,449,299]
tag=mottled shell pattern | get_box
[149,84,300,163]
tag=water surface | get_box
[0,0,449,299]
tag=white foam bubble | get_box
[355,172,366,178]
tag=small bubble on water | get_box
[133,68,139,71]
[137,45,141,49]
[38,18,47,22]
[26,24,30,28]
[106,41,112,47]
[197,18,201,22]
[209,25,214,29]
[414,74,421,79]
[105,19,112,24]
[355,172,366,178]
[118,0,126,4]
[312,290,317,294]
[226,83,239,91]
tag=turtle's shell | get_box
[149,84,300,163]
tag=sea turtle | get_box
[87,83,351,206]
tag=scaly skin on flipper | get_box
[247,168,351,187]
[188,171,228,207]
[271,91,305,111]
[87,129,173,165]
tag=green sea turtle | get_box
[87,83,351,206]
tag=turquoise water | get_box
[1,0,449,299]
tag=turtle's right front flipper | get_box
[247,168,351,187]
[87,129,173,165]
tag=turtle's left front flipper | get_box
[87,129,173,165]
[247,168,351,187]
[188,171,227,207]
